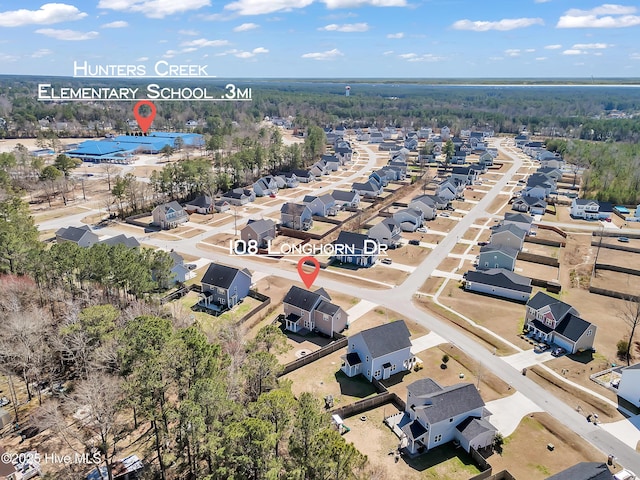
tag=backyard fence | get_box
[517,251,559,267]
[330,392,405,419]
[278,336,348,376]
[590,241,640,255]
[594,263,640,278]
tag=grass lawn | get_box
[407,444,481,480]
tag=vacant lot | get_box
[590,269,635,298]
[487,195,510,215]
[598,247,640,270]
[327,262,408,286]
[515,260,559,282]
[384,244,431,266]
[488,413,606,479]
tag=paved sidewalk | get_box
[346,299,377,324]
[410,332,446,354]
[503,349,554,370]
[486,392,543,437]
[600,415,640,449]
[431,269,464,281]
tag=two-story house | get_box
[512,196,547,216]
[503,212,534,235]
[616,363,640,411]
[368,218,402,248]
[332,190,360,208]
[241,218,276,249]
[56,225,99,248]
[253,176,279,197]
[303,194,337,217]
[276,171,300,188]
[393,208,424,232]
[199,263,252,311]
[184,195,214,215]
[570,198,600,220]
[341,320,415,381]
[409,195,437,221]
[401,378,496,455]
[351,180,383,198]
[525,292,597,353]
[280,203,313,230]
[490,223,527,251]
[478,244,518,271]
[283,285,347,338]
[333,231,380,267]
[152,201,189,229]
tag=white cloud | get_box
[557,4,640,28]
[398,52,443,62]
[319,22,369,32]
[505,49,521,57]
[163,49,179,58]
[0,53,19,62]
[137,56,149,61]
[301,48,343,60]
[535,57,547,60]
[452,17,544,31]
[32,49,54,58]
[231,47,269,58]
[489,56,504,61]
[225,0,405,15]
[0,3,87,27]
[399,53,417,59]
[234,22,259,31]
[572,42,611,49]
[544,44,562,49]
[101,20,128,28]
[387,32,404,38]
[182,47,198,53]
[98,0,210,19]
[179,29,199,35]
[35,29,99,41]
[631,52,640,60]
[181,38,230,48]
[383,50,394,55]
[562,49,585,55]
[525,48,536,52]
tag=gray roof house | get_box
[333,231,380,267]
[253,176,279,197]
[184,195,214,214]
[571,198,600,220]
[276,171,300,188]
[199,263,252,311]
[152,201,189,230]
[241,218,276,249]
[409,196,437,221]
[303,194,337,217]
[393,208,424,232]
[292,169,315,183]
[525,292,596,354]
[478,244,518,272]
[321,154,340,172]
[463,268,532,302]
[56,225,99,248]
[490,223,527,251]
[99,234,141,249]
[222,188,255,206]
[368,218,403,248]
[332,190,360,208]
[512,196,547,215]
[169,251,194,284]
[546,462,614,480]
[341,320,415,381]
[280,203,313,230]
[310,162,327,177]
[503,212,534,234]
[400,378,496,455]
[351,180,383,198]
[283,285,347,338]
[214,199,230,213]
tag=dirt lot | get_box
[486,195,510,215]
[327,262,408,286]
[437,256,463,272]
[522,242,560,258]
[515,260,559,282]
[420,277,444,295]
[598,246,640,270]
[438,280,532,351]
[488,413,609,479]
[384,244,431,266]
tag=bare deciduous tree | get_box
[619,297,640,365]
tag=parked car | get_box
[604,217,612,222]
[618,237,630,243]
[440,213,450,217]
[477,241,488,246]
[269,193,277,198]
[408,239,420,246]
[0,396,10,407]
[613,469,636,480]
[381,258,393,265]
[416,227,428,233]
[535,343,550,353]
[186,264,197,270]
[551,347,566,357]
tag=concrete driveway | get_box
[600,415,640,449]
[486,391,543,437]
[503,349,554,370]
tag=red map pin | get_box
[297,256,320,289]
[133,100,156,133]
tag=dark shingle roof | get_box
[554,313,592,342]
[413,383,485,425]
[456,417,496,442]
[491,223,527,239]
[316,300,340,315]
[281,203,310,216]
[407,378,443,398]
[401,420,427,441]
[244,218,275,235]
[357,320,411,358]
[201,263,250,289]
[479,243,519,259]
[100,234,140,248]
[527,291,577,319]
[56,225,93,242]
[283,285,327,311]
[185,195,213,208]
[465,269,532,293]
[545,462,613,480]
[504,212,534,224]
[335,231,373,251]
[352,181,379,192]
[332,190,358,202]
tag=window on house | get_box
[367,370,370,377]
[587,330,593,336]
[366,356,369,362]
[434,434,442,443]
[374,370,381,378]
[449,418,453,422]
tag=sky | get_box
[1,0,640,78]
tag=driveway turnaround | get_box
[486,391,544,437]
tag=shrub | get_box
[617,339,629,359]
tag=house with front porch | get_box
[478,152,494,167]
[524,292,596,353]
[341,320,415,382]
[409,195,437,221]
[199,263,252,311]
[570,198,600,220]
[152,201,189,230]
[368,218,402,248]
[400,378,496,455]
[241,218,276,248]
[253,176,279,197]
[280,203,313,230]
[283,285,347,338]
[393,208,424,232]
[303,194,337,217]
[512,196,547,215]
[332,190,360,208]
[333,231,380,267]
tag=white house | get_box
[617,364,640,409]
[571,198,600,220]
[409,196,437,221]
[463,269,532,302]
[368,218,402,248]
[341,320,415,381]
[393,208,424,232]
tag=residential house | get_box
[478,244,518,271]
[571,198,600,220]
[253,176,279,197]
[310,161,327,178]
[280,203,313,230]
[169,251,195,284]
[503,212,534,234]
[214,199,230,213]
[152,201,189,229]
[393,208,424,232]
[463,268,532,302]
[409,195,437,221]
[545,462,614,480]
[478,152,494,167]
[321,154,340,172]
[276,171,300,188]
[537,167,563,182]
[341,320,415,381]
[490,223,527,251]
[524,291,597,353]
[335,145,353,163]
[368,218,402,248]
[404,138,418,151]
[369,132,384,143]
[451,149,467,165]
[616,363,640,410]
[292,169,315,183]
[378,166,400,182]
[437,178,464,201]
[388,161,408,179]
[283,285,347,338]
[512,196,547,215]
[56,225,99,248]
[423,194,450,210]
[199,263,252,310]
[351,180,383,198]
[539,156,565,170]
[332,190,360,208]
[303,194,337,217]
[369,171,389,187]
[222,188,255,206]
[99,234,141,249]
[401,378,495,455]
[333,231,380,267]
[515,133,529,147]
[440,126,451,140]
[184,195,214,214]
[241,218,276,249]
[451,166,478,186]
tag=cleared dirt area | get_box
[487,413,608,479]
[327,262,408,286]
[384,244,431,266]
[515,260,559,282]
[522,243,560,258]
[598,247,640,270]
[486,195,510,215]
[590,270,635,298]
[437,256,462,272]
[438,280,532,351]
[420,277,444,295]
[544,353,619,403]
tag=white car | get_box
[614,469,636,480]
[416,227,428,233]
